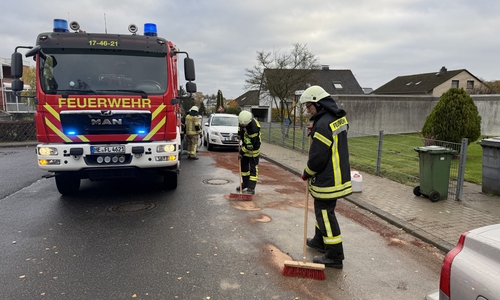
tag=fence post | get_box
[281,124,285,147]
[268,122,272,142]
[302,126,307,153]
[376,130,384,175]
[455,138,468,201]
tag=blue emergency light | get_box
[135,127,147,134]
[144,23,157,36]
[53,19,69,32]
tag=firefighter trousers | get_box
[186,134,199,158]
[312,198,344,261]
[240,156,259,190]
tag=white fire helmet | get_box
[190,106,199,112]
[238,110,253,126]
[299,86,330,104]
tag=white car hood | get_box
[210,125,238,134]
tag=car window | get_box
[211,117,238,126]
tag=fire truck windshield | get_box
[39,51,168,95]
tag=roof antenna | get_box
[104,13,107,33]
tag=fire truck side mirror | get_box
[11,79,24,92]
[186,81,197,93]
[11,52,24,78]
[184,57,195,81]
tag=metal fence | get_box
[0,121,37,142]
[261,122,467,200]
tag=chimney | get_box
[321,65,330,71]
[437,66,447,76]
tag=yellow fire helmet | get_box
[190,106,199,112]
[238,110,253,126]
[299,85,330,104]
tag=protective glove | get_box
[238,153,242,160]
[301,174,307,181]
[199,133,202,138]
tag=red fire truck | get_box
[10,19,196,195]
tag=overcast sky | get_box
[2,0,499,99]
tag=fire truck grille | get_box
[60,112,152,135]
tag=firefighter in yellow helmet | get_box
[185,106,202,160]
[237,110,261,195]
[300,85,352,269]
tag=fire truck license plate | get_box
[91,145,125,154]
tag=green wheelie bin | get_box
[413,145,454,202]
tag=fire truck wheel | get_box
[163,172,178,190]
[55,172,81,195]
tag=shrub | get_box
[422,88,481,145]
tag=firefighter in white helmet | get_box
[184,106,202,160]
[237,110,261,195]
[299,85,352,269]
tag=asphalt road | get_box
[0,146,49,199]
[0,146,444,299]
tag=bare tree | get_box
[193,92,204,106]
[481,80,500,94]
[245,43,319,122]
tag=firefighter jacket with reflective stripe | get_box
[185,115,201,135]
[304,108,352,200]
[238,118,261,158]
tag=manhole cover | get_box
[107,201,156,213]
[203,179,231,185]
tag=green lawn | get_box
[349,133,483,185]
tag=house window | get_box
[467,80,474,89]
[451,80,459,88]
[333,81,343,89]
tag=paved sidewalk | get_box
[260,142,500,253]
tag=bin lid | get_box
[414,145,455,154]
[478,137,500,148]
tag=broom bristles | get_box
[282,260,326,280]
[228,193,253,201]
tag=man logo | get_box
[91,118,123,125]
[100,110,113,116]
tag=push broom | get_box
[228,142,252,201]
[282,181,325,280]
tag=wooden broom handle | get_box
[303,181,309,263]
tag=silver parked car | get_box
[203,113,239,151]
[424,223,500,300]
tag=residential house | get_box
[0,57,32,118]
[371,66,489,96]
[235,90,262,118]
[236,65,363,122]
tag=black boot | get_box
[313,243,344,268]
[313,255,343,269]
[244,188,255,195]
[306,238,326,253]
[244,181,256,195]
[236,182,248,192]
